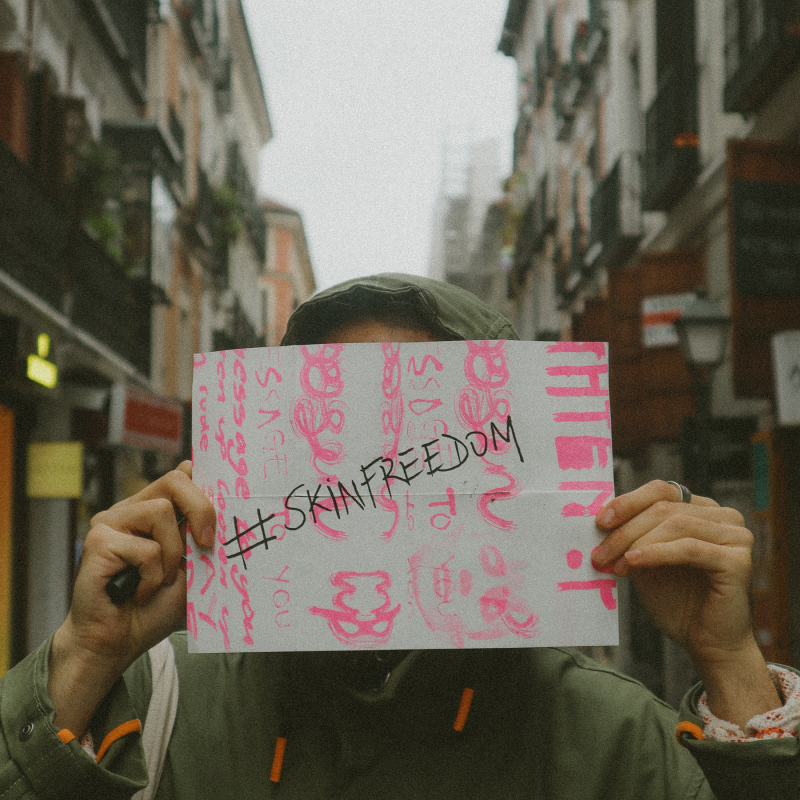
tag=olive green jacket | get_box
[3,275,797,798]
[1,633,798,799]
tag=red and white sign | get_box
[109,383,184,454]
[641,293,695,348]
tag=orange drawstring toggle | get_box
[453,687,474,732]
[270,736,287,782]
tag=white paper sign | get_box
[189,340,617,652]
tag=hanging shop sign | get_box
[640,293,696,348]
[730,179,800,298]
[772,330,800,425]
[108,383,184,454]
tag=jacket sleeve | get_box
[0,636,148,800]
[678,667,800,800]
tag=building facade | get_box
[261,199,315,347]
[454,0,800,701]
[0,0,313,673]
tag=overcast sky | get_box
[241,0,518,290]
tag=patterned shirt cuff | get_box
[698,665,800,742]
[80,730,97,762]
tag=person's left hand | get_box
[592,480,751,662]
[591,480,781,727]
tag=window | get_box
[725,0,768,80]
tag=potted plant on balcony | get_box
[67,137,127,262]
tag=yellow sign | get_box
[27,354,58,388]
[26,442,84,498]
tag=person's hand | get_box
[49,462,216,737]
[592,480,781,727]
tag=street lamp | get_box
[673,293,731,497]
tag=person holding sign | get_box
[0,274,797,799]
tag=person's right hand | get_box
[48,462,216,737]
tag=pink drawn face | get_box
[309,571,401,649]
[408,527,539,648]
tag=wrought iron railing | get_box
[227,142,266,263]
[642,67,699,210]
[101,0,148,90]
[588,153,643,270]
[724,0,800,112]
[0,137,151,374]
[0,136,67,310]
[168,104,185,157]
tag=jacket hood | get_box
[281,273,519,345]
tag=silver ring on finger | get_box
[666,481,692,504]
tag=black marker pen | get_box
[105,510,187,605]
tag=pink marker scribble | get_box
[409,398,443,415]
[557,580,617,610]
[456,341,519,531]
[476,463,521,531]
[219,605,231,652]
[216,352,226,402]
[545,364,609,397]
[198,592,218,631]
[230,565,255,646]
[291,344,346,480]
[557,550,617,610]
[546,342,606,360]
[555,436,612,470]
[559,481,614,517]
[291,344,350,539]
[408,527,539,648]
[197,385,210,452]
[185,543,195,590]
[309,571,401,648]
[376,343,403,541]
[429,486,456,530]
[457,341,511,444]
[407,354,444,376]
[553,399,611,429]
[199,554,216,595]
[187,602,197,639]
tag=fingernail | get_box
[625,549,642,562]
[597,507,615,527]
[201,526,215,548]
[594,559,616,575]
[591,544,609,565]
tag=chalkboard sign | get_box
[731,179,800,297]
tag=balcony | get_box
[214,54,232,115]
[566,222,588,295]
[724,0,800,112]
[76,0,148,104]
[587,153,643,271]
[168,104,185,160]
[585,0,609,64]
[532,173,557,253]
[554,73,577,141]
[193,166,215,249]
[213,295,263,350]
[512,113,532,171]
[69,229,151,374]
[508,173,557,291]
[228,142,267,263]
[0,136,150,374]
[567,21,594,107]
[177,0,220,62]
[642,67,700,211]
